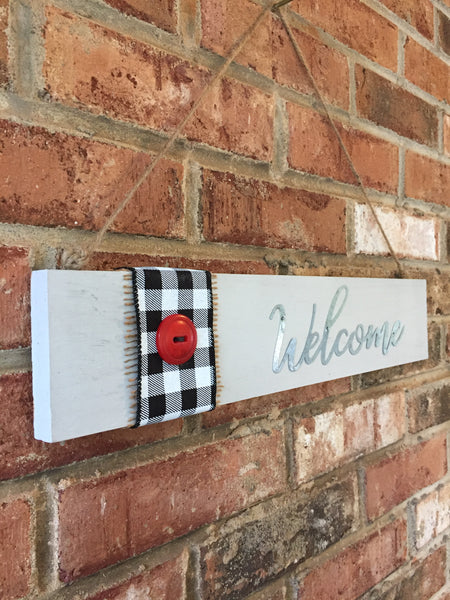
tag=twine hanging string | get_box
[274,5,404,277]
[62,0,403,277]
[62,0,276,269]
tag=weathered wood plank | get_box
[31,271,428,442]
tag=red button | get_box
[156,314,197,365]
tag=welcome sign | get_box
[215,275,428,404]
[31,271,428,441]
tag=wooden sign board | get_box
[215,274,427,402]
[31,271,427,442]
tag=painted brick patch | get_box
[295,392,405,483]
[414,481,450,548]
[353,204,439,260]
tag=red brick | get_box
[405,151,450,207]
[246,583,287,600]
[43,7,208,129]
[200,0,273,78]
[0,247,30,350]
[440,11,450,55]
[86,252,275,274]
[201,2,349,108]
[201,476,357,600]
[0,120,185,236]
[0,0,7,85]
[378,0,434,39]
[272,24,349,109]
[103,0,177,32]
[405,38,450,102]
[287,103,399,193]
[201,169,346,253]
[365,435,448,520]
[299,520,407,600]
[356,66,438,147]
[375,547,446,600]
[418,268,450,316]
[58,429,286,581]
[44,8,273,161]
[0,373,181,481]
[86,552,187,599]
[0,498,32,600]
[185,78,273,161]
[203,379,351,428]
[408,383,450,433]
[295,392,405,483]
[291,0,398,71]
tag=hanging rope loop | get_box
[61,0,403,279]
[273,6,404,278]
[60,1,275,269]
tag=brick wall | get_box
[0,0,449,599]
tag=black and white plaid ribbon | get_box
[130,267,216,426]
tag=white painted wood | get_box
[214,275,428,404]
[32,270,133,442]
[31,271,428,442]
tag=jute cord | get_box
[274,7,404,277]
[61,0,403,277]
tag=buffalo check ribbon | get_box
[130,267,216,426]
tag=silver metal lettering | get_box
[270,286,406,374]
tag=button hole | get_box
[173,336,186,343]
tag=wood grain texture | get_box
[31,271,428,442]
